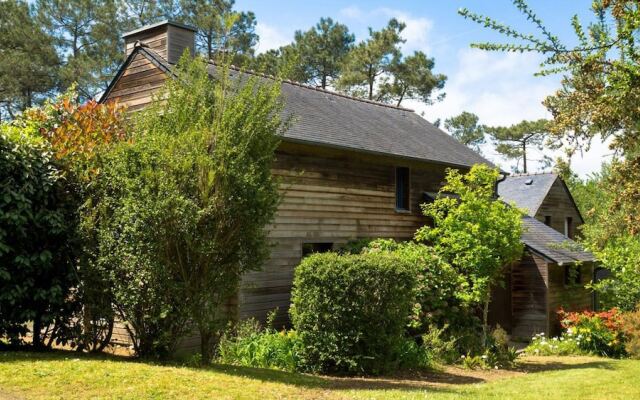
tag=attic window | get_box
[525,178,533,185]
[544,216,551,226]
[565,217,574,239]
[395,167,410,211]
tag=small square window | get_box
[395,167,410,211]
[302,242,333,257]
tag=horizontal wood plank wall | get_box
[104,52,168,112]
[535,179,584,237]
[125,26,169,60]
[547,261,593,336]
[239,143,451,326]
[511,252,548,339]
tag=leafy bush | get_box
[349,239,481,355]
[559,308,626,358]
[621,306,640,359]
[290,252,418,375]
[218,319,303,372]
[0,124,75,348]
[461,326,518,369]
[420,325,459,364]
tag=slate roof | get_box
[103,46,493,169]
[521,215,595,265]
[498,173,558,216]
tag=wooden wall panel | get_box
[104,52,168,112]
[511,252,549,339]
[547,262,594,336]
[535,179,584,238]
[239,145,451,326]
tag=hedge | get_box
[290,252,417,375]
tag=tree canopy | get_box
[485,119,550,173]
[444,111,485,153]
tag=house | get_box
[100,21,594,345]
[494,173,596,338]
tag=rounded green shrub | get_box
[290,252,417,375]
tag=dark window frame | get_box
[395,166,410,212]
[564,264,582,287]
[301,242,333,258]
[544,215,551,226]
[565,216,574,238]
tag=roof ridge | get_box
[208,61,415,112]
[508,171,557,177]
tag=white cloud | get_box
[339,5,364,20]
[413,48,610,177]
[376,8,433,54]
[255,22,291,54]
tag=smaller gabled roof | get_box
[498,173,558,216]
[521,216,595,265]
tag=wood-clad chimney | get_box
[122,20,196,64]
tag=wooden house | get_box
[100,21,594,345]
[495,173,595,338]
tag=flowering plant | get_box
[557,308,626,357]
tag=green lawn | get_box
[0,351,639,399]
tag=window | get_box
[395,167,410,211]
[565,217,573,238]
[564,264,582,286]
[302,242,333,257]
[544,216,551,226]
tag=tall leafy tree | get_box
[416,165,523,347]
[181,0,257,63]
[338,18,405,101]
[380,51,447,106]
[293,17,354,89]
[444,111,485,153]
[120,0,175,27]
[36,0,123,99]
[485,119,549,173]
[0,0,59,119]
[459,0,640,233]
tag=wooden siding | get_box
[547,261,594,336]
[106,52,168,112]
[239,142,451,326]
[511,252,548,339]
[125,25,169,61]
[535,179,583,238]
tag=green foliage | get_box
[484,119,550,174]
[621,307,640,359]
[337,18,405,101]
[565,165,640,311]
[217,319,303,372]
[290,252,418,375]
[0,122,75,348]
[358,239,478,346]
[92,54,286,360]
[416,165,524,346]
[291,17,355,89]
[444,111,486,153]
[420,325,460,364]
[460,0,640,235]
[0,0,59,118]
[380,51,447,107]
[559,308,626,358]
[181,0,258,63]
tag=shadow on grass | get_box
[0,349,619,394]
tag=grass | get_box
[0,350,639,399]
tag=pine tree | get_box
[180,0,257,63]
[293,17,354,89]
[380,51,446,107]
[36,0,124,99]
[485,119,549,173]
[444,111,485,153]
[0,0,59,119]
[338,18,405,101]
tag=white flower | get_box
[461,355,466,359]
[481,355,488,359]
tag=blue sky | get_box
[234,0,610,176]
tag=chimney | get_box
[123,20,196,64]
